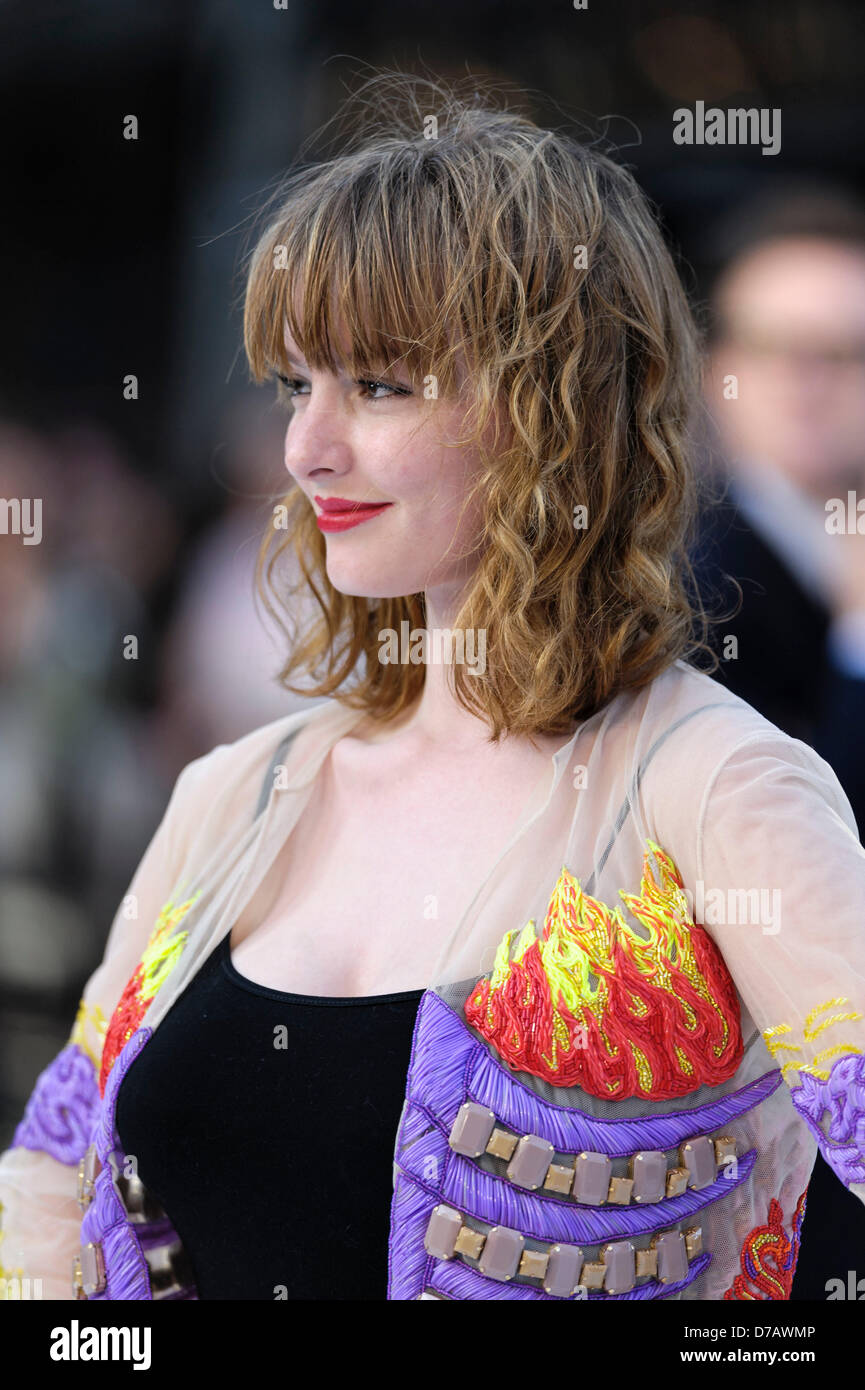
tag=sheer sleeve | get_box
[0,751,212,1300]
[658,727,865,1208]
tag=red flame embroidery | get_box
[724,1190,808,1300]
[99,893,200,1096]
[463,840,743,1100]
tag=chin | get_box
[324,560,420,600]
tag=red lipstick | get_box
[314,495,393,532]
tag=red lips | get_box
[313,495,393,533]
[314,495,390,514]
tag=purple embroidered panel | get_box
[388,989,776,1301]
[12,1043,101,1166]
[430,1245,712,1301]
[789,1052,865,1187]
[80,1026,153,1301]
[399,1101,757,1244]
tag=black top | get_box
[115,932,424,1300]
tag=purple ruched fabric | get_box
[80,1027,153,1300]
[12,1043,100,1166]
[789,1052,865,1186]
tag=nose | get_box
[283,392,353,483]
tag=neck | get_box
[363,585,570,758]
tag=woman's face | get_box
[279,324,490,609]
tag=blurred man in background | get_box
[698,185,865,825]
[694,183,865,1297]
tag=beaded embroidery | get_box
[98,892,201,1097]
[762,999,865,1186]
[723,1190,807,1300]
[68,998,108,1075]
[762,997,864,1082]
[464,840,743,1099]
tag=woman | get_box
[2,73,864,1302]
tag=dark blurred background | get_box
[1,0,864,1297]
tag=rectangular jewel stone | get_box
[506,1134,555,1190]
[486,1127,519,1160]
[76,1158,89,1211]
[148,1243,187,1299]
[635,1246,658,1278]
[83,1142,100,1185]
[580,1260,606,1289]
[573,1151,612,1205]
[118,1170,150,1220]
[543,1162,575,1194]
[449,1101,496,1158]
[607,1175,633,1205]
[602,1240,636,1294]
[544,1244,585,1297]
[653,1229,688,1284]
[680,1136,716,1189]
[454,1226,486,1260]
[424,1205,463,1259]
[666,1166,689,1198]
[630,1149,667,1203]
[713,1135,737,1165]
[478,1226,524,1281]
[77,1143,101,1211]
[80,1241,106,1296]
[684,1225,703,1259]
[519,1248,550,1280]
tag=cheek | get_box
[424,453,486,543]
[386,427,477,499]
[373,401,490,527]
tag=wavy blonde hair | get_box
[242,71,718,741]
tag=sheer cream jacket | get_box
[2,658,864,1301]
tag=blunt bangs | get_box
[244,145,471,395]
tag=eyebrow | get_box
[277,350,353,375]
[272,353,409,380]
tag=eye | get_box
[274,372,308,402]
[356,377,412,401]
[271,370,412,407]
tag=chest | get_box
[230,748,546,996]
